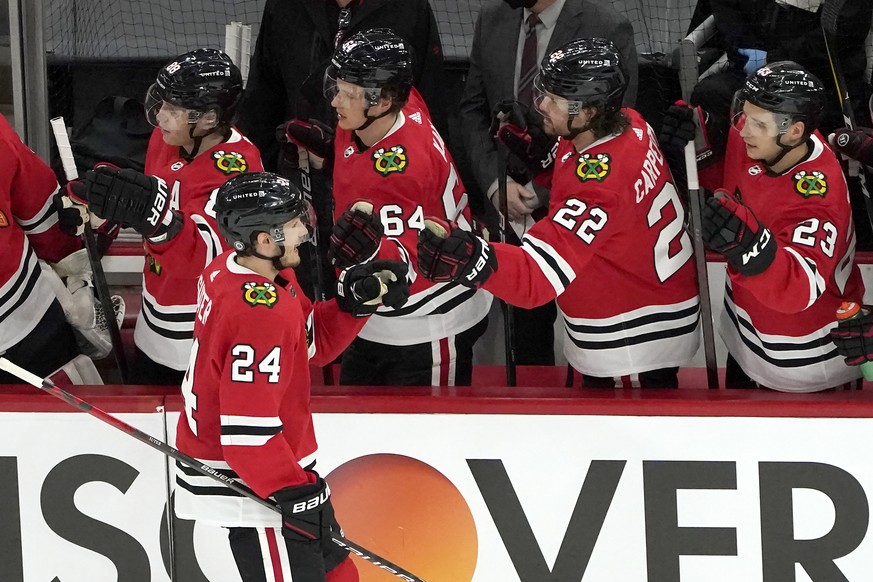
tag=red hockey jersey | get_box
[0,115,80,352]
[483,109,701,376]
[137,128,263,370]
[719,128,864,391]
[332,89,492,345]
[174,251,366,527]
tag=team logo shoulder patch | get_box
[213,150,248,175]
[242,281,279,308]
[0,209,7,227]
[576,153,610,182]
[793,170,828,198]
[373,145,408,176]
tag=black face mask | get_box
[503,0,537,9]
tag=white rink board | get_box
[5,410,873,581]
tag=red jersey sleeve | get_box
[279,269,367,366]
[484,187,621,308]
[4,116,80,263]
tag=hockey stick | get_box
[679,39,719,389]
[495,139,517,387]
[821,0,873,232]
[0,356,427,582]
[298,150,335,385]
[50,117,129,384]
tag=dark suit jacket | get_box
[458,0,639,195]
[237,0,446,173]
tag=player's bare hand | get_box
[497,181,536,222]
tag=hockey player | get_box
[417,38,701,388]
[68,49,263,384]
[175,172,409,582]
[0,114,95,383]
[282,29,492,386]
[701,62,864,391]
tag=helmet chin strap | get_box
[251,244,286,272]
[563,111,593,140]
[355,104,394,132]
[181,123,229,162]
[764,134,806,170]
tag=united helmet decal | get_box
[242,281,279,308]
[373,145,408,176]
[793,170,827,198]
[213,150,248,175]
[576,153,611,182]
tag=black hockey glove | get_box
[659,100,714,164]
[830,305,873,367]
[417,218,496,288]
[328,200,384,268]
[277,118,335,170]
[272,473,332,543]
[54,193,90,237]
[491,99,557,184]
[659,102,697,152]
[67,167,181,242]
[336,259,410,317]
[829,127,873,167]
[702,189,775,276]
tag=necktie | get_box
[517,13,540,107]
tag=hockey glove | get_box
[417,218,496,288]
[491,99,557,184]
[829,128,873,167]
[328,200,384,268]
[702,189,775,276]
[830,307,873,367]
[54,193,90,237]
[68,167,181,242]
[659,100,714,162]
[272,473,332,543]
[277,118,335,171]
[336,259,410,317]
[45,248,125,359]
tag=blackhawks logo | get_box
[576,153,611,182]
[793,170,827,198]
[0,209,7,227]
[242,281,279,308]
[373,145,408,176]
[213,151,248,175]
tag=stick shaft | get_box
[0,356,426,582]
[679,39,719,389]
[496,145,517,387]
[49,116,129,382]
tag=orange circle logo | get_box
[327,454,478,581]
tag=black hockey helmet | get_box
[324,28,414,107]
[216,172,313,254]
[145,48,243,127]
[534,38,627,116]
[731,61,825,136]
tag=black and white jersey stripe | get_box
[560,297,701,376]
[220,414,283,447]
[0,242,54,351]
[16,187,60,235]
[173,450,317,527]
[521,233,575,295]
[134,286,196,371]
[360,281,492,346]
[720,283,857,391]
[783,247,825,309]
